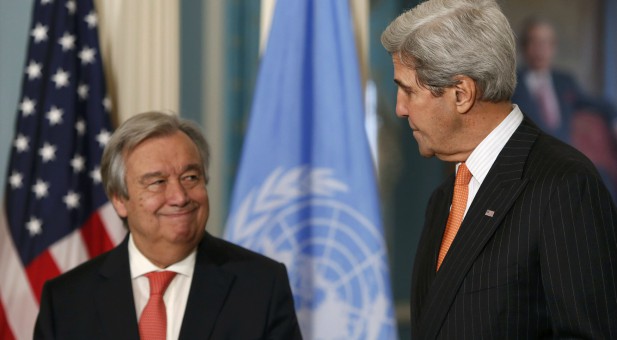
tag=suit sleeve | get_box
[33,281,56,340]
[265,263,303,340]
[540,172,617,338]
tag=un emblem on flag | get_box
[227,166,395,339]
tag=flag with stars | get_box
[0,0,124,339]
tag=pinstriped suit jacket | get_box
[410,117,617,339]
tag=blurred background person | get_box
[513,17,617,199]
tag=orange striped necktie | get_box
[437,163,472,271]
[139,271,177,340]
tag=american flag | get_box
[0,0,124,338]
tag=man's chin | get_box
[417,146,435,159]
[165,224,203,243]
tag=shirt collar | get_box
[128,233,196,279]
[463,104,523,184]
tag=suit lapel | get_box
[411,177,452,327]
[552,72,568,108]
[95,236,140,340]
[418,119,539,339]
[517,70,540,119]
[428,183,454,272]
[179,233,235,340]
[410,180,453,336]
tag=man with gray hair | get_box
[382,0,617,338]
[34,111,302,339]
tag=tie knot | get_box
[145,271,177,296]
[455,163,472,186]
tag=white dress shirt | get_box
[128,234,196,340]
[460,104,524,217]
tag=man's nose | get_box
[166,180,190,206]
[395,96,408,118]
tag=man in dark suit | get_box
[34,111,302,339]
[511,17,583,144]
[513,17,617,200]
[381,0,617,338]
[511,17,617,146]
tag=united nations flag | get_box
[225,1,397,339]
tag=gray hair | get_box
[381,0,516,102]
[101,111,210,199]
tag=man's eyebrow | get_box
[394,79,412,90]
[139,172,165,184]
[137,164,203,183]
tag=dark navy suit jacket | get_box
[34,232,302,339]
[410,118,617,339]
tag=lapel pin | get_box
[485,210,495,217]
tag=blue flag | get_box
[225,1,397,338]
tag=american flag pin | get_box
[485,210,495,217]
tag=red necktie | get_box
[437,163,472,271]
[139,271,177,340]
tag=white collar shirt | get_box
[460,104,524,216]
[128,234,196,340]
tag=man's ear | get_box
[111,194,128,218]
[453,75,476,113]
